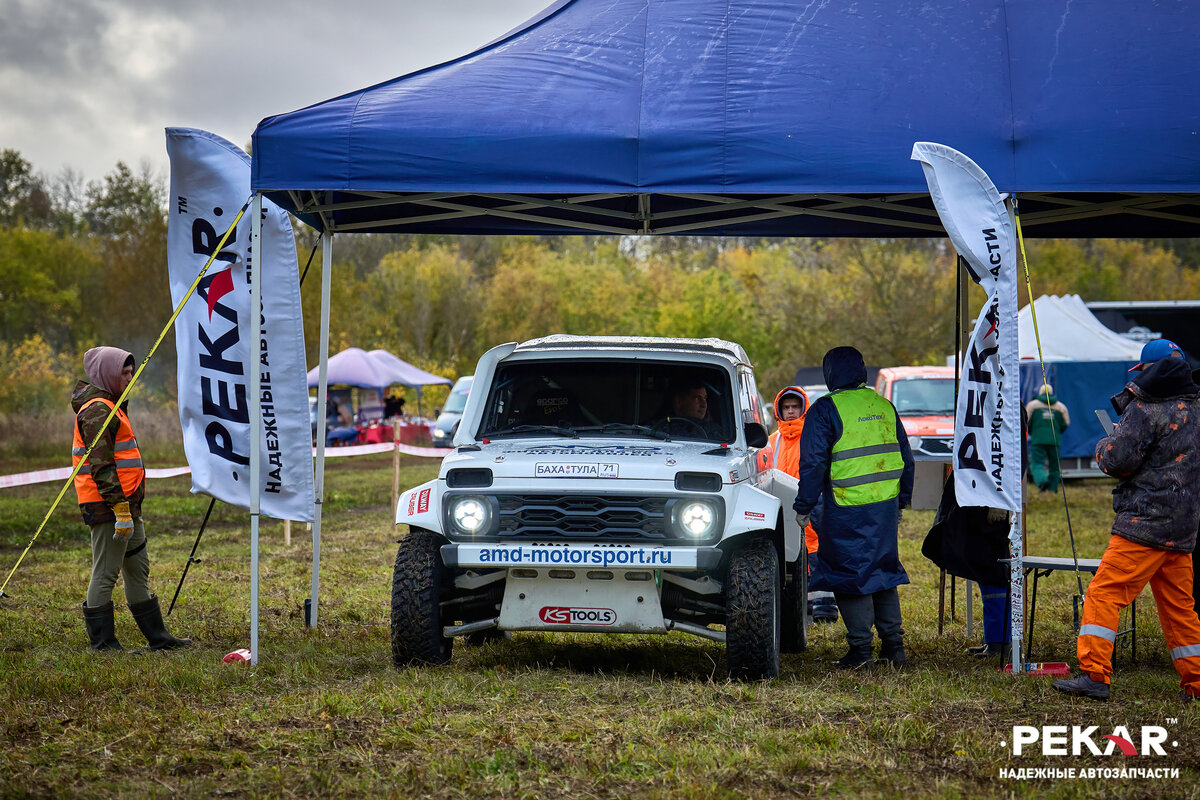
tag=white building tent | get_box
[1018,294,1143,362]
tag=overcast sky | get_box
[1,0,552,185]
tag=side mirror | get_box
[744,422,769,449]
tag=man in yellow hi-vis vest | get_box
[794,346,914,669]
[73,346,190,652]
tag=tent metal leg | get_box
[249,193,263,665]
[310,230,334,629]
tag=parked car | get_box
[800,384,828,404]
[874,366,955,457]
[392,335,808,680]
[431,376,473,445]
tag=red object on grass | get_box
[223,648,252,664]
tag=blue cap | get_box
[1129,338,1184,371]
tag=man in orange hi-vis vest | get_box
[73,346,190,652]
[1053,339,1200,701]
[757,386,837,623]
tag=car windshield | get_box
[479,360,735,442]
[443,378,472,414]
[891,378,955,415]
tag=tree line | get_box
[4,147,1199,418]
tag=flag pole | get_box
[249,192,263,665]
[1008,511,1025,673]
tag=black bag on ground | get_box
[922,475,1010,586]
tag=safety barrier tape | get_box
[0,443,453,489]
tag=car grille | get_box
[915,436,953,456]
[492,494,675,543]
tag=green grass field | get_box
[2,454,1197,799]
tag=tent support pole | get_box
[952,253,972,626]
[249,192,263,665]
[310,230,334,629]
[938,248,966,636]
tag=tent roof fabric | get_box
[1018,295,1143,362]
[252,0,1200,238]
[307,347,452,391]
[367,350,453,388]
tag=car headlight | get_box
[908,435,923,452]
[671,498,719,539]
[433,427,447,439]
[449,495,492,535]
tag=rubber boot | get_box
[834,647,874,670]
[82,601,123,652]
[878,639,907,669]
[128,595,192,650]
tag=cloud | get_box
[0,0,551,183]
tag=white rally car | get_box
[392,335,807,679]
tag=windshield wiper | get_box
[484,424,579,439]
[574,423,671,441]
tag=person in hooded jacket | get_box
[758,387,815,544]
[73,346,191,652]
[757,386,838,623]
[1053,339,1200,701]
[1025,383,1070,493]
[794,347,915,669]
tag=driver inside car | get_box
[661,379,724,439]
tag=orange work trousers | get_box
[1078,535,1200,695]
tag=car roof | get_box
[879,366,955,379]
[513,335,751,365]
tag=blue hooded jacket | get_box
[794,347,914,594]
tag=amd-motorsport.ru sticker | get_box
[515,444,665,457]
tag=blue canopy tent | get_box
[244,0,1200,639]
[253,0,1200,238]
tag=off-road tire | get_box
[390,529,452,666]
[781,546,809,653]
[725,537,782,680]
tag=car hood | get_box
[899,413,955,437]
[440,437,736,482]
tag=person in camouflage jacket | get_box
[1054,339,1200,701]
[72,372,145,528]
[73,346,189,653]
